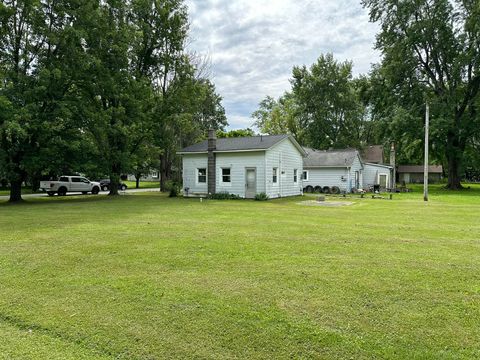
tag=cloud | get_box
[186,0,379,130]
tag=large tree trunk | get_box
[446,152,463,190]
[109,165,120,196]
[9,180,23,203]
[160,154,167,192]
[445,131,464,190]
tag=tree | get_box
[0,0,91,202]
[252,93,302,139]
[362,0,480,189]
[130,143,160,189]
[154,60,227,191]
[217,128,255,138]
[291,53,367,150]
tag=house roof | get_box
[397,165,443,174]
[303,148,360,168]
[364,162,394,170]
[178,134,306,155]
[361,145,384,164]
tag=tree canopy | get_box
[0,0,227,201]
[362,0,480,189]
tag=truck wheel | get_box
[120,185,127,191]
[58,187,67,196]
[102,186,108,191]
[47,192,55,197]
[91,186,99,195]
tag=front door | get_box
[379,174,388,188]
[245,168,256,199]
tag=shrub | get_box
[208,192,241,200]
[254,192,269,201]
[168,182,181,197]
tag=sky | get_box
[185,0,380,130]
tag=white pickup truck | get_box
[40,176,101,196]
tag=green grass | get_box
[123,180,160,189]
[0,187,36,196]
[1,186,479,359]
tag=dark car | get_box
[98,179,128,191]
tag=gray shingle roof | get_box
[179,134,294,153]
[303,148,360,167]
[361,145,384,164]
[398,165,443,174]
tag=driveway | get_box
[0,187,161,201]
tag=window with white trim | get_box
[294,169,298,183]
[302,170,309,181]
[197,168,207,183]
[272,168,278,183]
[222,168,231,183]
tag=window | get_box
[71,177,81,183]
[272,168,278,183]
[222,168,231,183]
[197,168,207,183]
[302,170,309,181]
[151,171,159,179]
[81,178,90,184]
[59,177,69,182]
[294,169,298,183]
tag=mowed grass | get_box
[123,180,160,189]
[0,187,479,359]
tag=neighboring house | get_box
[302,148,364,192]
[126,171,159,182]
[361,145,384,164]
[177,131,306,198]
[398,165,443,184]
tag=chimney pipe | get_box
[207,129,216,194]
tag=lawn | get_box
[123,180,160,190]
[0,187,36,196]
[0,187,479,359]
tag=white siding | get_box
[182,154,208,195]
[265,138,304,198]
[303,168,350,192]
[181,137,304,198]
[350,155,363,190]
[303,154,364,193]
[363,163,393,188]
[215,152,266,197]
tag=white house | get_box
[302,147,395,192]
[177,131,306,198]
[302,148,364,193]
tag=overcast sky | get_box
[185,0,380,130]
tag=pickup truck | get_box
[40,176,101,196]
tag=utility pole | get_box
[390,143,396,191]
[424,102,429,202]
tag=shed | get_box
[397,165,443,184]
